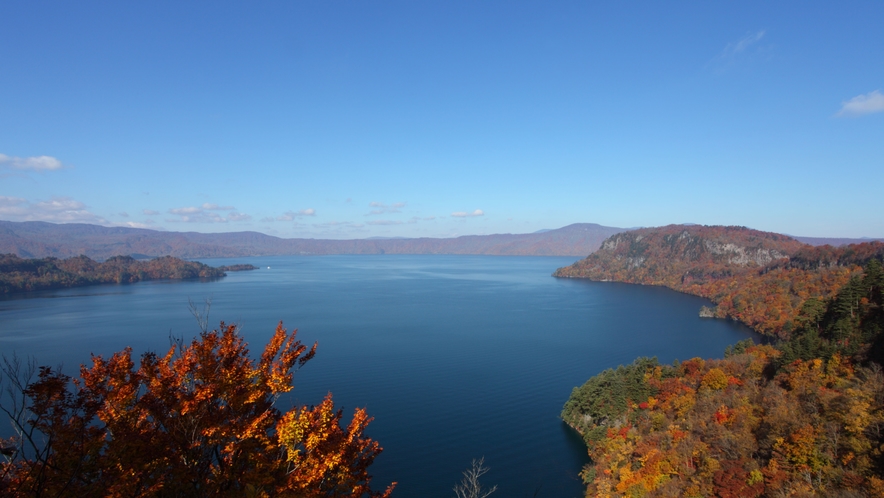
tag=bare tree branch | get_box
[188,297,212,334]
[453,457,497,498]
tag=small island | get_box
[0,254,253,294]
[216,263,259,272]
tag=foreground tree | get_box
[453,457,497,498]
[0,322,394,497]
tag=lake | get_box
[0,255,758,497]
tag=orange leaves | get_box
[278,394,393,497]
[1,321,390,497]
[258,321,317,396]
[713,405,733,425]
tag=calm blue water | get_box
[0,255,757,497]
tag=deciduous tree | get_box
[0,322,394,497]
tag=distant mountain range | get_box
[790,235,884,247]
[0,220,626,259]
[1,220,879,260]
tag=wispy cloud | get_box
[227,212,252,222]
[169,207,203,215]
[367,201,406,215]
[836,90,884,117]
[451,209,484,218]
[0,195,108,224]
[274,208,316,221]
[313,221,364,229]
[167,204,251,223]
[0,154,64,171]
[709,30,768,72]
[726,30,765,55]
[143,209,160,215]
[201,203,235,210]
[367,220,404,226]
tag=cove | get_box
[0,255,758,497]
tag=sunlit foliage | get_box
[0,322,394,497]
[555,225,884,338]
[562,254,884,497]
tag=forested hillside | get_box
[559,226,884,497]
[554,225,884,337]
[0,254,228,293]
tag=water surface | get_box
[0,255,757,497]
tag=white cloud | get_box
[0,154,64,171]
[227,212,252,222]
[0,196,27,211]
[0,195,108,224]
[367,220,404,226]
[119,212,129,217]
[167,205,251,223]
[143,209,160,215]
[201,203,235,210]
[121,221,155,229]
[272,208,316,221]
[836,90,884,117]
[367,201,406,215]
[291,208,316,218]
[313,221,364,228]
[451,209,484,218]
[169,206,203,215]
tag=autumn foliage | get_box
[0,322,394,497]
[564,346,884,497]
[561,227,884,497]
[0,254,229,294]
[554,225,884,337]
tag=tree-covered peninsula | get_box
[554,225,884,338]
[558,226,884,497]
[0,254,254,294]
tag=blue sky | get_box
[1,1,882,239]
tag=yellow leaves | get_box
[671,389,696,419]
[747,469,763,486]
[700,368,729,391]
[843,387,873,436]
[275,392,391,496]
[774,424,823,473]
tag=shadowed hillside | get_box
[0,254,227,293]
